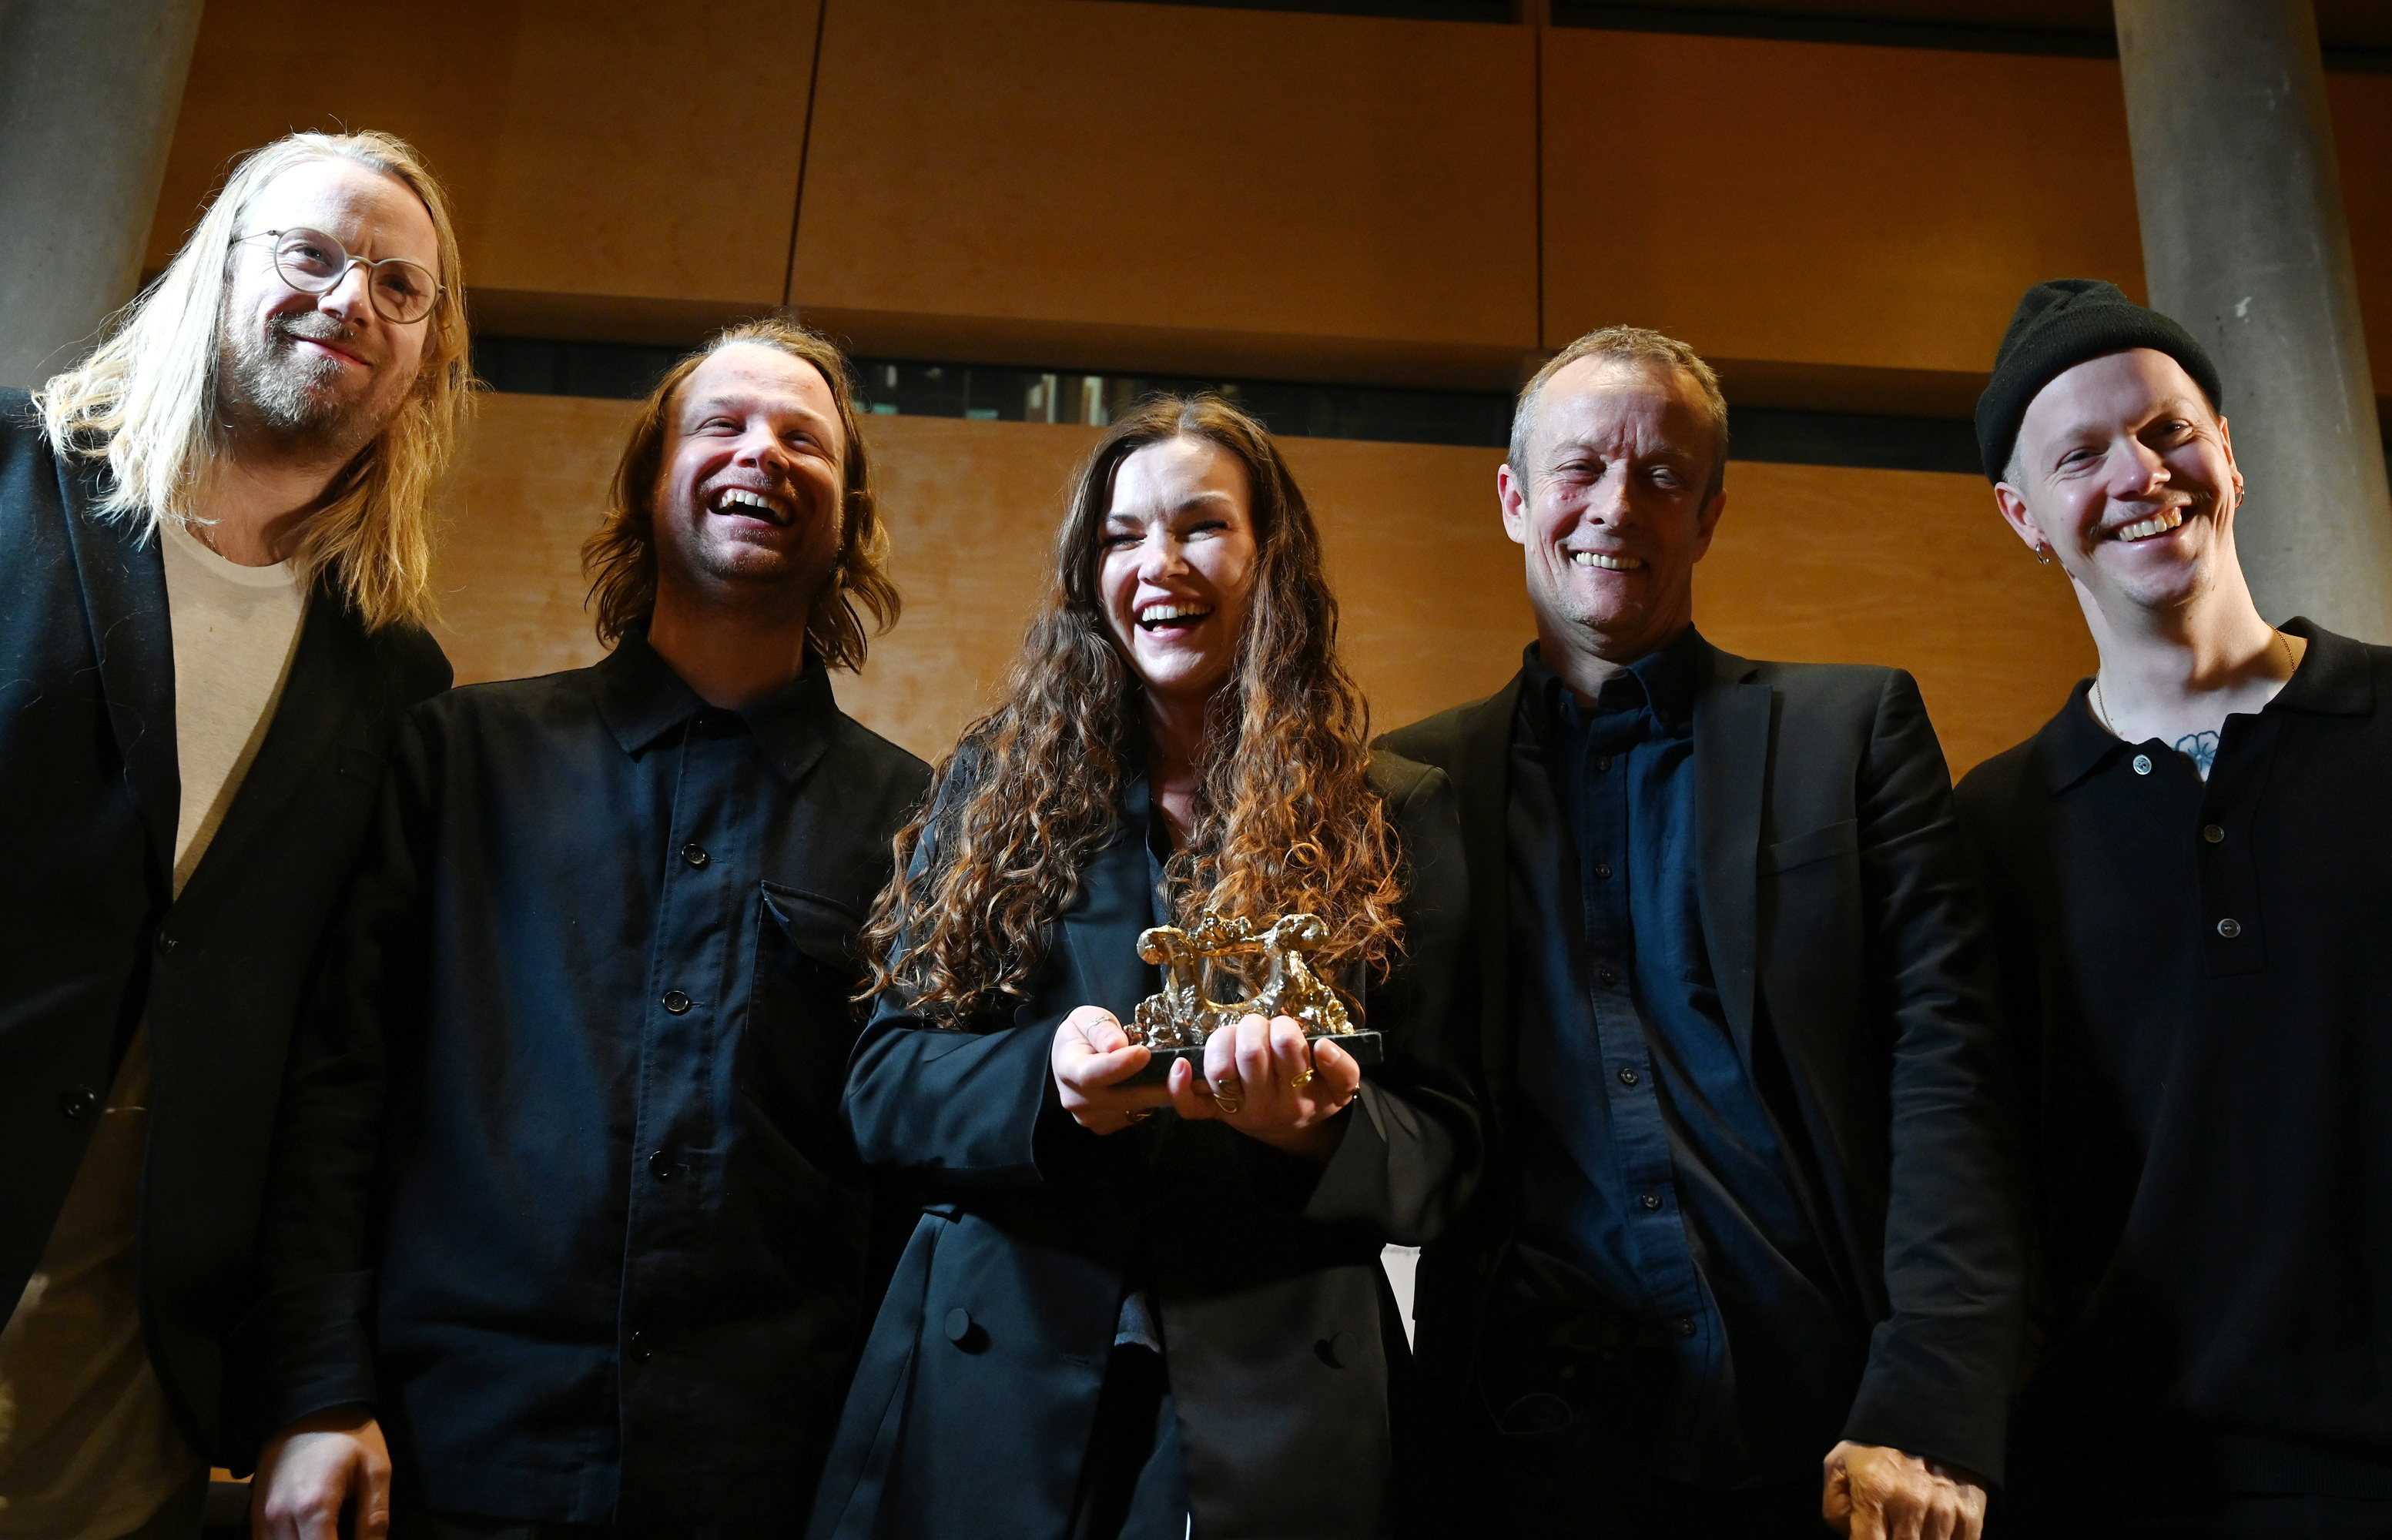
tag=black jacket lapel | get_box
[1450,676,1524,1116]
[1060,774,1162,1023]
[55,463,178,892]
[1693,640,1771,1069]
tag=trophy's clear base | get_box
[1121,1029,1383,1087]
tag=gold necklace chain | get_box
[2090,630,2293,738]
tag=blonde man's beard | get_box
[218,312,392,463]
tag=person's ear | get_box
[1992,481,2050,557]
[1498,463,1530,547]
[2216,414,2243,505]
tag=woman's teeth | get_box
[1572,551,1644,571]
[2117,508,2186,543]
[1137,603,1211,630]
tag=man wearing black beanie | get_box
[1955,279,2392,1537]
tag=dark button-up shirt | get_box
[1958,621,2392,1503]
[244,633,928,1524]
[1503,630,1851,1484]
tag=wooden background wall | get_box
[147,0,2389,773]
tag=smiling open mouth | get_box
[2116,508,2186,543]
[1137,602,1212,633]
[712,487,789,524]
[1572,551,1645,571]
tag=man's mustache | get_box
[271,311,359,349]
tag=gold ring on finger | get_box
[1288,1068,1315,1090]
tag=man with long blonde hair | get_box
[243,319,925,1537]
[0,129,467,1536]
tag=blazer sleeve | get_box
[839,762,1099,1197]
[1301,760,1484,1247]
[1838,671,2028,1482]
[224,705,441,1461]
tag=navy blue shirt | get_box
[1503,629,1855,1484]
[247,634,929,1524]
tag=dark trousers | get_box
[1070,1341,1188,1540]
[1997,1495,2392,1540]
[1466,1418,1823,1538]
[391,1514,793,1540]
[1462,1326,1825,1538]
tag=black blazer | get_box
[1381,640,2024,1483]
[0,390,451,1461]
[809,751,1480,1540]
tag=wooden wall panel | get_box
[2329,71,2392,400]
[429,397,2088,775]
[1697,463,2096,772]
[427,394,626,685]
[1541,28,2146,396]
[791,0,1539,386]
[146,0,818,307]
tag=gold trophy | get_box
[1121,909,1382,1083]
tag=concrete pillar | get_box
[2115,0,2392,640]
[0,0,205,391]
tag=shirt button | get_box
[1616,1067,1639,1086]
[2132,754,2153,775]
[2217,917,2243,939]
[155,932,177,956]
[58,1086,97,1120]
[662,989,692,1014]
[648,1149,675,1181]
[1596,966,1620,986]
[1676,1316,1697,1338]
[2203,824,2225,844]
[1592,862,1613,881]
[1595,754,1613,772]
[1641,1191,1663,1210]
[680,842,709,868]
[628,1329,652,1363]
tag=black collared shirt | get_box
[246,632,929,1524]
[1502,630,1850,1485]
[1958,619,2392,1502]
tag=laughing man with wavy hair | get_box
[243,320,928,1532]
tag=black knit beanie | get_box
[1973,278,2223,482]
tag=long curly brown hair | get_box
[863,393,1405,1023]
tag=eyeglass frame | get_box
[231,226,446,325]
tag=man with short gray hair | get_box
[1388,327,2023,1538]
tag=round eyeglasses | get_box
[237,227,444,325]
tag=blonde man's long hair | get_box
[35,130,471,633]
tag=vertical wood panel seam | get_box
[784,0,834,309]
[1533,2,1547,353]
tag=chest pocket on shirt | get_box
[745,882,869,1170]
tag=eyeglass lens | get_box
[273,229,438,323]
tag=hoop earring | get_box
[2032,544,2053,567]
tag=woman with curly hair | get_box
[807,395,1480,1540]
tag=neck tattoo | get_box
[2090,631,2293,769]
[2173,731,2221,775]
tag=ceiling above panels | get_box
[1576,0,2389,52]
